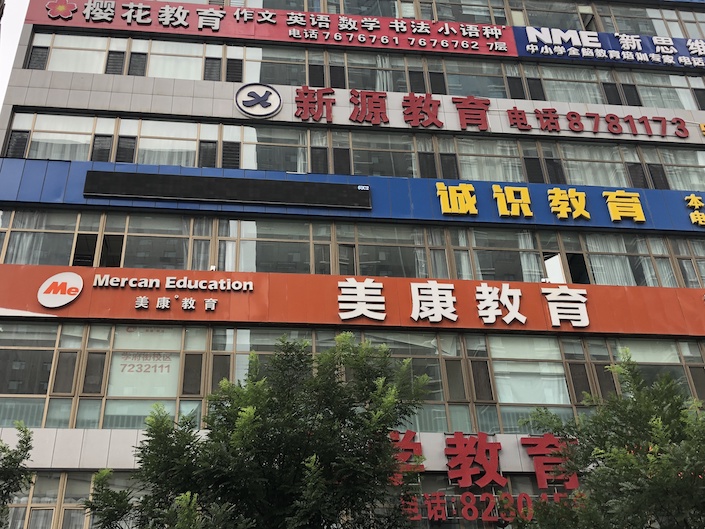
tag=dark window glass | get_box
[445,359,466,400]
[211,356,230,392]
[602,82,622,105]
[308,64,325,87]
[429,72,447,95]
[198,141,218,168]
[524,158,544,184]
[203,57,222,81]
[310,147,328,173]
[689,366,705,399]
[5,131,29,158]
[408,71,426,94]
[226,59,243,83]
[567,253,590,284]
[329,65,346,89]
[333,148,351,175]
[338,245,355,275]
[127,53,147,76]
[545,159,566,185]
[622,84,642,106]
[594,364,617,397]
[123,236,186,269]
[222,141,240,169]
[99,235,123,267]
[694,88,705,111]
[115,136,136,163]
[440,153,459,180]
[27,47,49,70]
[182,355,202,395]
[72,234,97,267]
[647,164,670,190]
[0,350,53,394]
[507,77,526,99]
[568,363,590,403]
[91,135,113,162]
[418,152,437,178]
[244,241,311,273]
[82,353,105,394]
[627,163,648,188]
[527,78,546,100]
[471,360,494,401]
[53,352,77,394]
[314,244,330,274]
[105,51,125,75]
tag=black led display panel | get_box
[84,171,372,209]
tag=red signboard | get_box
[28,0,517,58]
[2,264,705,336]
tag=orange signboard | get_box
[0,264,704,336]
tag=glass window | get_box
[0,323,58,348]
[107,352,180,397]
[137,138,197,166]
[5,233,74,265]
[236,328,312,352]
[28,133,91,161]
[239,241,311,273]
[45,399,72,428]
[112,326,182,350]
[32,473,61,503]
[611,338,680,363]
[358,245,427,277]
[0,350,53,394]
[0,398,45,427]
[364,331,438,356]
[103,400,176,429]
[489,335,562,360]
[122,236,188,269]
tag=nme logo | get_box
[37,272,84,308]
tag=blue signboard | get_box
[513,26,705,69]
[1,159,704,235]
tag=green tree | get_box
[0,424,33,529]
[86,333,427,529]
[516,359,705,529]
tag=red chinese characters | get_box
[445,431,507,488]
[349,89,389,125]
[295,86,336,123]
[390,429,425,485]
[521,433,579,490]
[402,93,443,128]
[452,96,491,131]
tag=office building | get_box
[1,0,705,526]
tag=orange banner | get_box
[1,265,704,336]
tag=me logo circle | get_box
[38,272,84,308]
[235,83,282,118]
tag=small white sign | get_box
[37,272,84,308]
[235,83,283,118]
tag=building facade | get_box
[1,0,705,527]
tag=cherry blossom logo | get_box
[46,0,78,19]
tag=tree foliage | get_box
[0,423,33,529]
[86,333,427,529]
[516,359,705,529]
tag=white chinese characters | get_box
[336,278,589,328]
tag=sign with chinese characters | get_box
[514,26,705,69]
[0,265,704,336]
[286,89,701,146]
[437,183,648,226]
[7,161,705,234]
[30,0,516,58]
[393,430,578,523]
[337,277,589,328]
